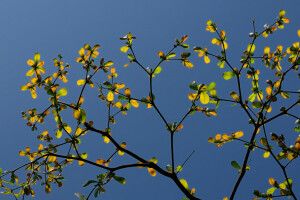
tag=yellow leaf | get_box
[118,150,124,156]
[158,51,164,58]
[185,61,194,68]
[223,198,228,200]
[45,185,51,194]
[220,30,226,40]
[204,55,210,63]
[115,101,123,109]
[96,159,106,165]
[200,92,209,104]
[262,31,268,38]
[78,160,85,166]
[264,47,270,54]
[26,68,35,76]
[104,136,110,143]
[130,99,139,108]
[136,162,145,168]
[116,83,125,89]
[120,46,129,53]
[222,134,231,140]
[111,67,115,74]
[75,127,83,137]
[190,188,195,195]
[64,125,72,134]
[266,86,272,96]
[77,79,85,86]
[263,151,270,158]
[79,48,85,56]
[48,155,56,163]
[282,18,289,23]
[73,110,81,120]
[148,168,156,176]
[176,124,183,131]
[30,90,37,99]
[188,93,197,100]
[27,59,35,66]
[269,178,276,186]
[107,91,114,102]
[179,179,189,190]
[211,38,218,44]
[298,30,300,37]
[279,10,285,18]
[125,88,131,97]
[222,42,228,50]
[19,151,26,156]
[209,110,217,116]
[38,144,43,151]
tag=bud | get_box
[295,119,300,124]
[248,119,253,124]
[265,80,272,84]
[264,24,270,29]
[249,32,255,37]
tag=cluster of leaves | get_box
[0,9,299,200]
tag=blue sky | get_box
[1,0,300,199]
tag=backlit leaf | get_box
[179,179,189,190]
[200,92,209,104]
[107,91,114,102]
[222,71,235,80]
[120,46,129,53]
[57,88,68,97]
[148,168,156,176]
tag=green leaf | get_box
[0,168,2,176]
[80,109,87,124]
[267,187,276,195]
[81,153,88,159]
[260,138,268,147]
[252,102,262,108]
[34,53,40,63]
[222,71,235,80]
[153,66,162,75]
[84,44,91,50]
[74,193,87,200]
[175,165,182,172]
[166,165,172,172]
[181,44,190,49]
[206,82,216,91]
[113,176,126,184]
[56,88,68,97]
[248,93,256,102]
[82,180,98,187]
[295,126,300,132]
[103,81,112,89]
[127,54,134,60]
[149,157,158,164]
[284,178,293,189]
[231,160,241,169]
[189,81,198,90]
[253,190,262,197]
[118,95,127,101]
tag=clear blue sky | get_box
[0,0,299,199]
